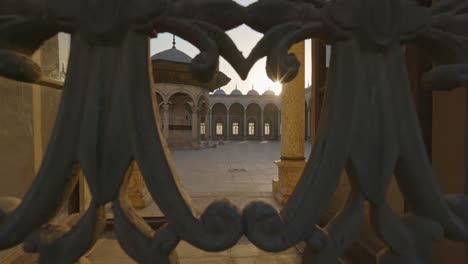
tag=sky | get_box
[58,0,313,96]
[150,0,312,95]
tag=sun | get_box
[270,81,282,95]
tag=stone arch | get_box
[211,103,228,140]
[196,92,210,108]
[166,85,198,104]
[264,103,280,140]
[156,92,165,105]
[165,92,195,148]
[229,103,244,140]
[197,95,210,141]
[246,103,261,140]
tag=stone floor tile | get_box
[178,257,233,264]
[256,255,302,264]
[256,184,274,192]
[230,244,262,257]
[176,242,229,258]
[232,257,257,264]
[87,142,312,263]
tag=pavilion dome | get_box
[214,88,226,95]
[151,47,192,64]
[247,89,259,96]
[230,88,243,95]
[262,89,275,96]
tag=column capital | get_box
[191,105,199,112]
[162,103,170,111]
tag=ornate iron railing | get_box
[0,0,468,263]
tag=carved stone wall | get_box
[0,36,61,198]
[40,86,62,150]
[0,78,34,198]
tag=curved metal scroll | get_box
[0,0,468,263]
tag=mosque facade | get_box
[152,45,313,148]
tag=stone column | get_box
[274,41,306,205]
[260,108,264,141]
[205,109,211,142]
[126,161,146,209]
[226,111,230,141]
[208,109,213,141]
[191,105,199,147]
[243,110,247,140]
[162,103,170,139]
[306,106,311,141]
[278,111,281,139]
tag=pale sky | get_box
[58,0,313,95]
[150,0,312,95]
[150,35,311,96]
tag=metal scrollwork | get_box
[0,0,467,263]
[243,0,468,263]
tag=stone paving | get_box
[0,141,313,263]
[88,235,302,264]
[92,141,313,263]
[130,140,312,217]
[0,141,321,262]
[174,140,298,195]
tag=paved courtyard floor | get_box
[174,140,312,195]
[1,141,313,263]
[134,140,313,217]
[95,141,313,263]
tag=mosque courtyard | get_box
[88,141,313,264]
[134,140,313,217]
[175,140,312,195]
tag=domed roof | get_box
[151,47,192,64]
[230,88,243,95]
[247,89,259,96]
[262,89,275,96]
[214,88,226,95]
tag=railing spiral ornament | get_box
[0,0,468,263]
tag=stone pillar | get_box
[243,110,247,140]
[306,106,311,141]
[274,41,306,205]
[260,108,264,141]
[162,103,170,139]
[126,161,146,209]
[208,109,213,141]
[205,109,211,141]
[191,105,199,147]
[278,111,281,139]
[226,111,230,141]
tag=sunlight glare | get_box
[271,81,282,95]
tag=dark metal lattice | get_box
[0,0,468,263]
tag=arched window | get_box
[200,122,206,135]
[216,122,223,135]
[232,122,239,135]
[264,122,271,136]
[248,122,255,136]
